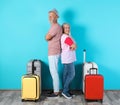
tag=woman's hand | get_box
[70,43,77,50]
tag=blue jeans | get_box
[63,62,75,94]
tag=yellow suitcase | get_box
[21,74,40,101]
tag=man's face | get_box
[49,12,58,24]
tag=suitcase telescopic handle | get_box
[32,59,38,74]
[31,59,41,74]
[89,68,97,74]
[83,49,86,63]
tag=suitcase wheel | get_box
[97,99,103,103]
[34,99,39,102]
[21,99,25,102]
[85,99,103,103]
[99,99,103,103]
[21,99,37,102]
[34,100,37,102]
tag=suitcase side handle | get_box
[89,68,97,74]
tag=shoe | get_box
[62,92,72,99]
[48,93,59,97]
[47,90,53,94]
[69,92,73,95]
[69,92,75,97]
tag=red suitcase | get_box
[85,69,104,102]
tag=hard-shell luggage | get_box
[85,69,104,102]
[21,74,40,101]
[21,59,41,101]
[27,59,41,76]
[27,59,41,94]
[82,49,98,93]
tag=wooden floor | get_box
[0,90,120,105]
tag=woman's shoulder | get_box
[61,34,68,40]
[62,34,69,37]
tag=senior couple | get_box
[45,9,77,99]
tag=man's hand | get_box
[45,34,53,41]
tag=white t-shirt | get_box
[61,34,76,64]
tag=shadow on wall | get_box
[41,61,53,90]
[62,9,86,54]
[62,9,85,90]
[71,64,83,90]
[62,9,99,62]
[41,60,63,90]
[41,9,99,90]
[62,9,98,89]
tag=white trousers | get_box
[48,54,60,92]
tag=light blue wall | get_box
[0,0,120,90]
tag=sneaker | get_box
[48,93,59,97]
[62,92,72,99]
[69,92,73,95]
[69,92,75,97]
[47,90,53,94]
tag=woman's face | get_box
[63,24,70,35]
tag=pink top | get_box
[48,23,62,56]
[61,34,76,64]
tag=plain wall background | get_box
[0,0,120,90]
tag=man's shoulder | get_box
[51,23,61,29]
[56,23,61,26]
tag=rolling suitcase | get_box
[21,60,41,101]
[27,59,41,94]
[82,49,98,93]
[21,74,40,101]
[85,69,104,102]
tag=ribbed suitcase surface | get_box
[85,74,104,100]
[27,60,41,76]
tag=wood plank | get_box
[0,90,120,105]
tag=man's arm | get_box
[45,33,53,41]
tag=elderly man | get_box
[45,9,62,97]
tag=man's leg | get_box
[48,55,60,94]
